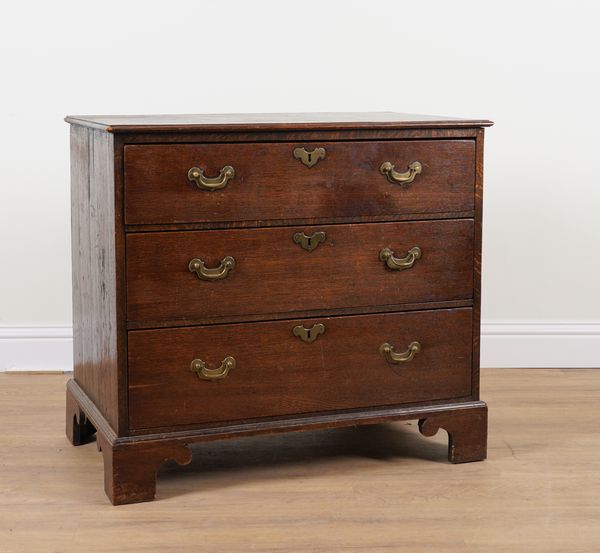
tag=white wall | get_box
[1,0,599,369]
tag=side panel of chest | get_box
[70,127,125,433]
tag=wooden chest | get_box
[65,112,492,505]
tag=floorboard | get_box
[1,369,599,552]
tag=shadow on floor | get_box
[158,421,449,495]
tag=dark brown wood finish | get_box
[471,129,485,399]
[118,128,480,147]
[66,383,96,446]
[112,134,130,433]
[124,211,475,233]
[97,432,193,505]
[70,126,124,433]
[125,299,474,330]
[65,112,491,504]
[66,112,494,133]
[67,378,486,505]
[128,308,473,429]
[124,141,475,225]
[126,219,474,326]
[419,405,487,463]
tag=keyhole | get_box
[306,329,312,340]
[307,153,312,163]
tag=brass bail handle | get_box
[380,342,421,364]
[188,256,236,281]
[379,246,421,271]
[190,357,235,381]
[380,161,422,185]
[188,165,235,190]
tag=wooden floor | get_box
[1,370,599,553]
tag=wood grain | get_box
[471,129,485,398]
[65,111,494,133]
[125,299,474,330]
[120,127,480,145]
[66,113,491,504]
[70,126,122,432]
[66,382,96,445]
[2,370,599,552]
[97,432,192,506]
[127,308,473,429]
[69,376,483,505]
[123,211,475,233]
[124,140,476,225]
[419,406,487,463]
[126,219,474,326]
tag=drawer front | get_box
[128,308,473,430]
[124,140,475,225]
[126,219,474,325]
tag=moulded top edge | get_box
[64,112,494,133]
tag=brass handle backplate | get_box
[188,165,235,190]
[380,161,422,186]
[190,357,235,380]
[293,147,326,168]
[188,256,236,281]
[293,323,325,343]
[293,231,326,252]
[379,246,421,271]
[380,342,421,364]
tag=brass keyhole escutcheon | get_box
[293,323,325,343]
[293,147,326,168]
[293,231,326,252]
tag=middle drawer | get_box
[126,219,474,326]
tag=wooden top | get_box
[64,112,493,133]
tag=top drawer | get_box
[124,140,475,225]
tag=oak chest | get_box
[65,112,492,505]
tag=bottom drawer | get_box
[128,308,473,430]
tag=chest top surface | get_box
[65,112,493,133]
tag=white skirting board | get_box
[0,323,599,372]
[0,327,73,373]
[480,322,600,368]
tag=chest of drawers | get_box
[65,112,492,505]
